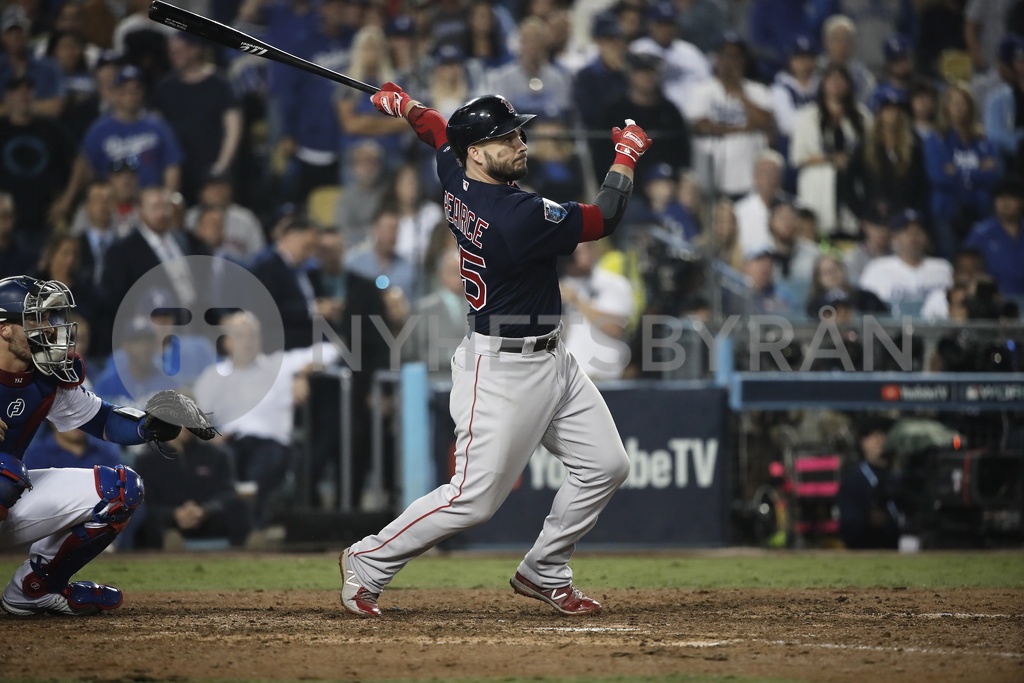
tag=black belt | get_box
[497,330,560,353]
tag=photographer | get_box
[838,415,900,550]
[932,275,1021,372]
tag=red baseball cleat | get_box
[509,572,602,616]
[339,548,381,617]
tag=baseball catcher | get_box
[0,276,214,616]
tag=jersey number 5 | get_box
[459,248,487,311]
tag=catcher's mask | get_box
[0,276,78,383]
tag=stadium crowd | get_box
[1,0,1022,543]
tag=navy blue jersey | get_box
[436,143,586,337]
[0,358,101,459]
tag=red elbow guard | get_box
[579,203,605,242]
[408,106,449,150]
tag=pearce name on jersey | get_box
[444,190,490,248]
[438,144,588,339]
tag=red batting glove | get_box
[611,119,652,170]
[371,82,412,118]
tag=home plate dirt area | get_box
[4,588,1021,682]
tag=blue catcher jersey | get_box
[437,143,587,337]
[0,358,100,459]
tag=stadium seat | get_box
[307,185,342,227]
[938,50,973,84]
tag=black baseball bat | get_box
[147,0,380,94]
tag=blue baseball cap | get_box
[626,50,664,71]
[999,34,1024,64]
[96,49,123,68]
[883,35,912,62]
[122,315,155,343]
[434,43,465,65]
[645,162,675,183]
[719,30,746,49]
[889,208,924,231]
[592,11,623,39]
[873,83,909,111]
[137,287,177,316]
[789,35,816,58]
[1,7,30,33]
[386,15,415,38]
[114,65,144,86]
[648,2,676,24]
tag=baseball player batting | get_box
[340,83,650,616]
[0,276,213,616]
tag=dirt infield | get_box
[4,587,1021,682]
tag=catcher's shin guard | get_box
[22,523,119,598]
[21,466,143,597]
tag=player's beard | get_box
[483,151,527,183]
[8,330,33,367]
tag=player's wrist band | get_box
[612,154,637,169]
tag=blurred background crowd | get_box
[1,0,1022,548]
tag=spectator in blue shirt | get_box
[674,0,726,56]
[924,83,1001,259]
[93,315,181,409]
[270,0,356,205]
[868,35,915,114]
[23,424,123,471]
[0,6,65,119]
[484,16,573,121]
[235,0,319,151]
[629,162,700,243]
[742,244,798,315]
[983,34,1024,165]
[50,65,183,224]
[964,177,1024,296]
[236,0,319,52]
[749,0,839,80]
[520,112,587,204]
[335,25,409,182]
[22,423,140,551]
[573,11,629,130]
[345,207,416,299]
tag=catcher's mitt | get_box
[143,390,218,442]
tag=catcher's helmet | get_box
[0,276,78,382]
[446,95,535,162]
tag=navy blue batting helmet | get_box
[446,95,535,163]
[0,276,78,382]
